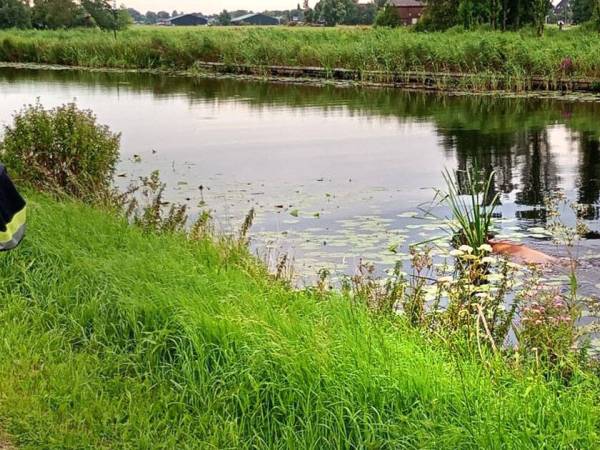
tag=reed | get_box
[1,26,600,90]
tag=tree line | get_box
[418,0,600,33]
[0,0,130,30]
[1,0,598,33]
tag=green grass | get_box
[0,191,598,448]
[1,26,600,88]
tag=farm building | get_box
[162,13,208,26]
[388,0,425,25]
[230,13,280,26]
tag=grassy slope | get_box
[0,192,598,449]
[1,26,600,82]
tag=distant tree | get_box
[304,8,315,22]
[171,9,178,17]
[417,0,552,31]
[572,0,595,23]
[592,0,600,29]
[81,0,130,31]
[417,0,460,30]
[31,0,86,28]
[314,0,356,25]
[532,0,551,35]
[145,10,157,24]
[126,7,143,23]
[0,0,31,28]
[374,3,401,26]
[156,10,169,19]
[217,9,231,25]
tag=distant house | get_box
[552,0,571,24]
[388,0,425,25]
[230,13,280,26]
[162,13,208,26]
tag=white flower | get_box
[481,256,497,264]
[475,292,489,299]
[486,273,504,282]
[478,244,493,253]
[450,249,464,257]
[459,245,474,253]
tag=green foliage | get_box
[419,0,552,31]
[593,0,600,30]
[0,0,30,29]
[217,9,231,25]
[437,167,499,251]
[0,192,598,447]
[31,0,87,29]
[0,102,120,199]
[572,0,595,23]
[417,0,460,30]
[374,4,402,27]
[0,27,600,87]
[81,0,131,31]
[313,0,357,25]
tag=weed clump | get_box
[0,102,120,201]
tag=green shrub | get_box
[0,102,120,199]
[374,5,402,28]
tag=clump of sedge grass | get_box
[437,167,499,254]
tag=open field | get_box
[1,26,600,90]
[0,191,597,448]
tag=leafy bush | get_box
[0,102,120,200]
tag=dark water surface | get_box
[1,68,599,291]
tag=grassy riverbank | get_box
[1,27,600,90]
[0,191,597,448]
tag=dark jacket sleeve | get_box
[0,164,26,251]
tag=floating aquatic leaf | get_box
[290,209,299,217]
[397,211,419,218]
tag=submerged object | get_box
[0,164,26,251]
[489,240,556,265]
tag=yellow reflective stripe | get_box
[0,207,26,243]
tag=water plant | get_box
[437,167,499,254]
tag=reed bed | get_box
[1,26,600,90]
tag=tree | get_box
[374,3,401,26]
[81,0,130,31]
[417,0,460,30]
[572,0,595,23]
[31,0,86,28]
[217,9,231,25]
[0,0,31,28]
[313,0,356,25]
[417,0,551,31]
[592,0,600,30]
[145,10,157,24]
[532,0,551,35]
[171,9,178,18]
[156,10,169,19]
[126,7,143,23]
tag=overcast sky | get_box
[122,1,302,14]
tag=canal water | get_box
[1,67,599,292]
